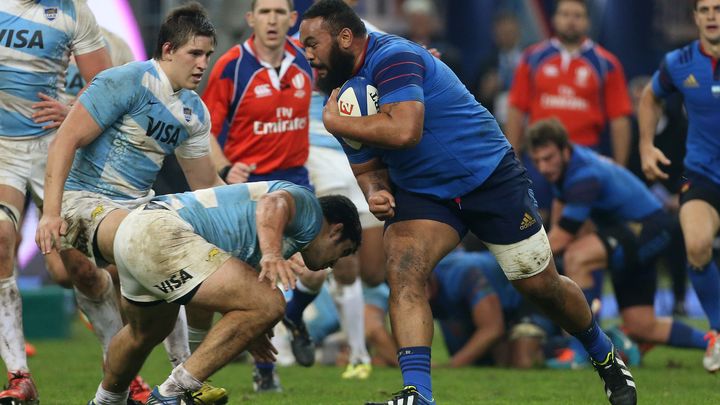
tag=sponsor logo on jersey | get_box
[683,74,699,88]
[254,84,272,98]
[154,269,194,294]
[183,107,192,122]
[519,212,536,230]
[252,107,307,135]
[44,7,58,21]
[574,66,590,87]
[146,116,180,145]
[540,85,589,111]
[0,29,44,49]
[542,64,559,77]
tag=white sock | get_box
[0,275,28,371]
[74,269,123,357]
[93,382,128,405]
[338,279,370,364]
[163,306,191,367]
[187,326,209,354]
[158,364,202,397]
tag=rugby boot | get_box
[592,349,637,405]
[146,387,194,405]
[190,382,228,404]
[281,315,315,367]
[703,330,720,372]
[0,371,39,405]
[252,367,282,393]
[341,362,372,380]
[365,386,435,405]
[129,376,152,404]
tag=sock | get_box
[188,326,209,353]
[0,275,28,371]
[567,337,590,361]
[572,319,614,365]
[285,280,319,324]
[582,270,604,304]
[687,260,720,330]
[668,320,707,349]
[158,364,202,397]
[163,306,191,368]
[398,346,432,400]
[337,279,370,364]
[93,382,128,405]
[255,361,274,377]
[74,269,123,357]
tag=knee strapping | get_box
[0,202,20,231]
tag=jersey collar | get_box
[698,41,720,75]
[351,35,371,76]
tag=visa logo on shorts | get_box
[154,269,194,294]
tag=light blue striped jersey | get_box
[0,0,105,138]
[154,181,323,268]
[66,59,211,200]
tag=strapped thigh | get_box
[0,202,20,231]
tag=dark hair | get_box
[555,0,588,13]
[251,0,294,11]
[153,2,216,60]
[302,0,367,37]
[527,118,571,151]
[319,195,362,248]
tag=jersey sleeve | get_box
[70,0,106,56]
[176,103,212,159]
[77,66,141,130]
[336,136,378,165]
[651,56,678,99]
[508,54,533,112]
[558,177,601,224]
[201,49,238,137]
[370,47,426,105]
[603,54,632,119]
[281,183,323,246]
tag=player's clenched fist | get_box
[368,190,396,220]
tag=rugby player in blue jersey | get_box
[299,1,636,404]
[84,181,360,405]
[528,118,708,363]
[0,1,111,401]
[638,0,720,373]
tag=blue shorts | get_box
[386,151,543,245]
[248,166,314,192]
[680,170,720,215]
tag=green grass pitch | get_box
[26,319,720,404]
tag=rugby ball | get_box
[337,76,379,149]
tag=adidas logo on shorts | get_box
[519,212,537,230]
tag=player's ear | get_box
[289,10,298,27]
[329,222,345,242]
[338,27,353,49]
[246,10,255,28]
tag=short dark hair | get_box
[302,0,367,37]
[153,2,216,60]
[527,118,571,151]
[319,195,362,248]
[251,0,294,11]
[555,0,588,14]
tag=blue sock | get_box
[572,319,614,364]
[687,260,720,330]
[568,337,590,360]
[255,361,274,376]
[285,288,318,324]
[668,320,707,349]
[582,270,604,304]
[398,346,432,400]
